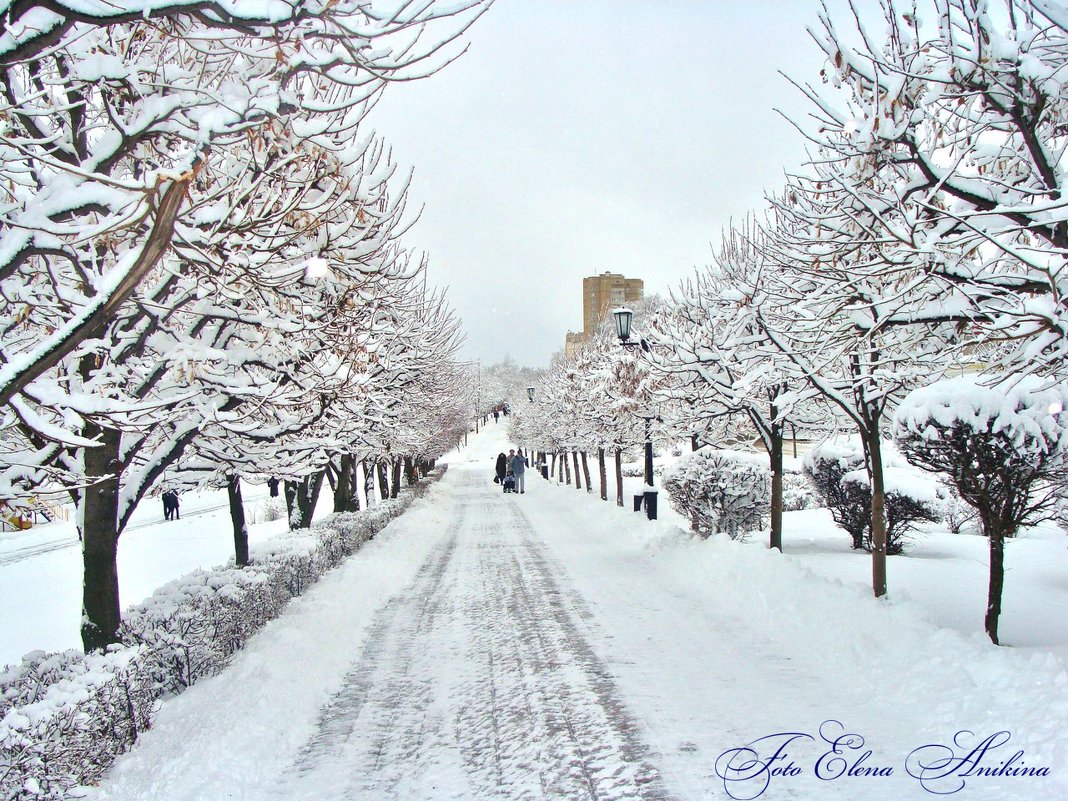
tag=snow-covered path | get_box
[91,423,1068,801]
[273,470,671,801]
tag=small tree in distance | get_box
[894,376,1068,645]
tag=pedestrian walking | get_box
[495,453,507,484]
[509,448,527,494]
[164,490,180,520]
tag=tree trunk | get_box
[563,451,572,485]
[615,448,623,507]
[228,474,250,567]
[598,448,607,501]
[391,457,402,499]
[769,423,784,553]
[866,426,888,598]
[691,433,700,451]
[580,451,592,493]
[985,520,1006,645]
[363,459,376,507]
[404,456,417,486]
[80,424,123,652]
[332,454,357,513]
[377,461,389,500]
[284,470,325,530]
[572,451,582,491]
[550,452,557,479]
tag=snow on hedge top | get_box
[893,375,1068,456]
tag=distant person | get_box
[493,410,500,423]
[163,490,180,520]
[509,449,527,494]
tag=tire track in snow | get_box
[275,468,678,801]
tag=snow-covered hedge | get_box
[0,467,446,800]
[782,467,819,511]
[804,440,942,554]
[0,647,159,799]
[620,464,665,478]
[662,448,769,540]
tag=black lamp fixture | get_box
[527,386,535,402]
[612,307,634,343]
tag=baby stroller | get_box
[502,473,517,493]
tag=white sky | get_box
[370,0,855,368]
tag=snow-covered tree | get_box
[647,223,825,551]
[798,0,1068,380]
[0,0,487,408]
[0,1,486,651]
[748,167,961,596]
[894,376,1068,643]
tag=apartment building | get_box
[565,272,644,358]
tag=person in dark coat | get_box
[495,453,507,484]
[509,449,527,494]
[162,490,180,520]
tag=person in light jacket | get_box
[509,449,527,494]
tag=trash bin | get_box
[633,494,644,512]
[540,465,549,480]
[644,490,658,520]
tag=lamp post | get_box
[612,307,657,521]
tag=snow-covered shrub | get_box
[782,469,819,511]
[803,441,871,548]
[0,646,160,799]
[121,566,287,693]
[662,448,770,540]
[804,439,941,554]
[621,464,665,479]
[248,496,286,524]
[940,482,978,534]
[0,649,89,716]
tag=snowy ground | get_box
[0,484,291,663]
[31,421,1057,801]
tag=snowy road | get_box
[275,471,673,801]
[92,424,1068,801]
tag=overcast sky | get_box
[370,0,853,368]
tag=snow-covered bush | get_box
[121,566,288,693]
[0,646,160,799]
[0,466,448,798]
[248,496,286,524]
[894,376,1068,644]
[782,469,819,511]
[804,440,941,554]
[941,483,978,535]
[662,448,770,540]
[620,464,665,479]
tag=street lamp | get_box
[612,307,634,343]
[613,307,657,521]
[527,386,535,402]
